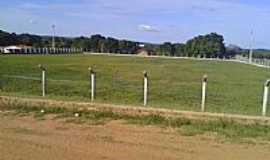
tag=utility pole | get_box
[52,24,56,49]
[249,30,254,64]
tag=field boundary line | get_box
[1,96,270,125]
[85,52,270,69]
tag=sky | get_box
[1,0,270,48]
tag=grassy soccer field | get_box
[0,54,269,116]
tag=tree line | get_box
[0,29,240,58]
[0,30,140,54]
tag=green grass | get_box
[0,54,270,116]
[2,104,270,142]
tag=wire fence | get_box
[95,70,143,105]
[235,56,270,68]
[0,75,41,95]
[0,67,269,117]
[0,70,144,105]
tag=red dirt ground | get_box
[1,112,270,160]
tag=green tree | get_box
[173,43,186,57]
[156,42,173,56]
[90,34,106,53]
[105,37,119,53]
[185,33,226,58]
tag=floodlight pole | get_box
[52,25,56,50]
[249,30,254,64]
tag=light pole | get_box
[249,30,254,64]
[52,24,56,49]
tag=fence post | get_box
[39,64,47,97]
[0,74,3,91]
[262,80,270,116]
[143,71,148,106]
[89,67,95,101]
[201,75,208,112]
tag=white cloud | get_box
[137,24,159,32]
[29,19,38,24]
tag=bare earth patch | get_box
[1,113,270,160]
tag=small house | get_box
[136,48,155,56]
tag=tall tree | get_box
[105,37,119,53]
[185,33,226,58]
[173,43,186,57]
[156,42,173,56]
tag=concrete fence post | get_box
[38,64,47,97]
[89,67,95,101]
[262,80,270,116]
[33,48,36,54]
[143,71,148,106]
[201,75,208,112]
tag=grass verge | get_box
[1,104,270,143]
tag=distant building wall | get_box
[1,45,83,54]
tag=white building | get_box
[0,46,82,54]
[3,46,23,54]
[138,44,145,48]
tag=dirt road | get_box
[1,113,270,160]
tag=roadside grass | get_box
[2,104,270,143]
[0,54,270,116]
